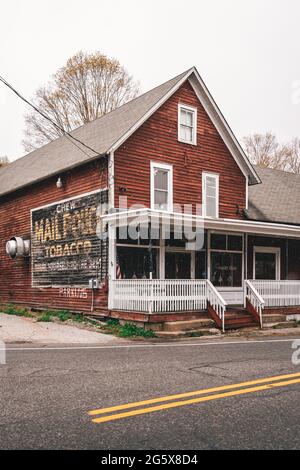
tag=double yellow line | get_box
[88,371,300,424]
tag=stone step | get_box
[225,323,259,331]
[263,321,299,330]
[163,318,215,332]
[156,328,221,338]
[263,314,289,324]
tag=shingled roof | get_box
[0,69,190,198]
[248,167,300,226]
[0,66,260,198]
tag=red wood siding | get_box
[114,80,247,218]
[0,160,108,313]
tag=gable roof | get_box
[0,67,260,198]
[248,166,300,226]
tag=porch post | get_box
[207,230,211,281]
[245,233,248,280]
[285,238,289,280]
[148,222,153,314]
[108,221,116,310]
[243,234,247,307]
[108,149,116,310]
[159,223,165,279]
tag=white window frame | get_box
[150,162,173,212]
[253,246,281,280]
[208,231,244,290]
[202,172,219,218]
[178,103,197,145]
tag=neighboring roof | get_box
[0,66,260,198]
[248,166,300,226]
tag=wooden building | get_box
[1,67,300,331]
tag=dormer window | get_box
[178,104,197,145]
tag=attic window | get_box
[178,104,197,145]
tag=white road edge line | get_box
[1,337,300,351]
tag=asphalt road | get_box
[1,335,300,450]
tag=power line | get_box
[0,75,100,157]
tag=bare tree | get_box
[243,133,292,171]
[23,51,140,152]
[0,156,9,168]
[286,138,300,174]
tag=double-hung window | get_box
[202,172,219,218]
[178,104,197,145]
[151,162,173,212]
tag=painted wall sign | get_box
[58,287,88,299]
[31,191,108,287]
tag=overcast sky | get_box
[1,0,300,161]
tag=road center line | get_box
[88,371,300,417]
[91,377,300,424]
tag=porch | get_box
[110,278,300,332]
[104,208,300,331]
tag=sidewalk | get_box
[0,313,123,345]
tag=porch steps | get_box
[223,308,259,331]
[206,306,260,331]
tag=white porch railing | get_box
[250,280,300,308]
[110,279,207,314]
[206,280,227,332]
[244,280,265,328]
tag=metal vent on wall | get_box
[6,237,31,259]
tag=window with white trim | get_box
[210,233,243,287]
[151,162,173,212]
[178,104,197,145]
[202,173,219,218]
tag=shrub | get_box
[36,313,52,322]
[2,304,33,317]
[118,323,155,338]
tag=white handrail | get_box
[244,280,265,328]
[206,280,227,333]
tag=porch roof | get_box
[103,208,300,239]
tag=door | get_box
[254,247,280,280]
[165,252,191,279]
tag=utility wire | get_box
[0,75,100,157]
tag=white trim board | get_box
[101,208,300,239]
